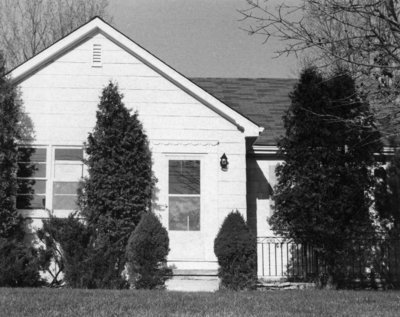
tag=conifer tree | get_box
[79,82,155,288]
[270,67,382,287]
[0,53,44,286]
[0,53,22,240]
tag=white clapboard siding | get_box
[218,168,247,182]
[246,157,283,237]
[21,75,180,91]
[218,195,247,209]
[23,103,97,115]
[21,87,201,104]
[218,181,247,196]
[29,114,236,131]
[23,101,220,118]
[32,61,162,77]
[57,47,143,65]
[217,142,246,155]
[32,127,244,146]
[146,130,243,143]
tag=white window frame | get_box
[51,146,85,214]
[16,145,48,211]
[16,145,85,215]
[166,155,203,232]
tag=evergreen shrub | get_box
[269,67,382,287]
[0,52,44,287]
[0,238,44,287]
[126,212,171,289]
[78,82,155,288]
[38,213,94,288]
[214,210,257,290]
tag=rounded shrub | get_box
[214,210,257,290]
[126,212,171,289]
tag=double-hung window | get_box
[52,148,84,211]
[16,146,84,212]
[17,148,47,209]
[168,160,200,231]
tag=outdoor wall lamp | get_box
[220,153,229,171]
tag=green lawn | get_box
[1,288,400,316]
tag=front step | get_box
[172,269,218,276]
[166,275,219,292]
[166,269,219,292]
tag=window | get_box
[17,148,47,209]
[168,160,200,231]
[53,148,84,211]
[16,146,84,212]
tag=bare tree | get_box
[241,0,400,139]
[0,0,111,70]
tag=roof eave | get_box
[250,145,394,157]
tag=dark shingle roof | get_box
[190,78,297,146]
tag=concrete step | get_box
[166,275,219,292]
[257,281,315,290]
[172,269,218,276]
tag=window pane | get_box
[16,194,46,209]
[17,180,46,195]
[17,163,46,178]
[169,196,200,231]
[54,164,83,181]
[18,148,46,162]
[169,160,200,194]
[53,182,79,195]
[55,149,83,161]
[53,195,78,210]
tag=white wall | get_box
[246,156,282,237]
[18,32,249,270]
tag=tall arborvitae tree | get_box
[78,82,155,288]
[269,67,382,287]
[0,53,44,287]
[0,54,22,240]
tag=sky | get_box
[108,0,299,78]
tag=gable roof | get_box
[191,78,297,147]
[9,17,261,137]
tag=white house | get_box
[10,17,296,277]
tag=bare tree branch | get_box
[241,0,400,140]
[0,0,111,70]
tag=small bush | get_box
[214,210,257,290]
[0,238,45,287]
[39,213,129,289]
[126,212,171,289]
[39,213,101,288]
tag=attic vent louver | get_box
[92,43,102,67]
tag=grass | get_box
[1,288,400,316]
